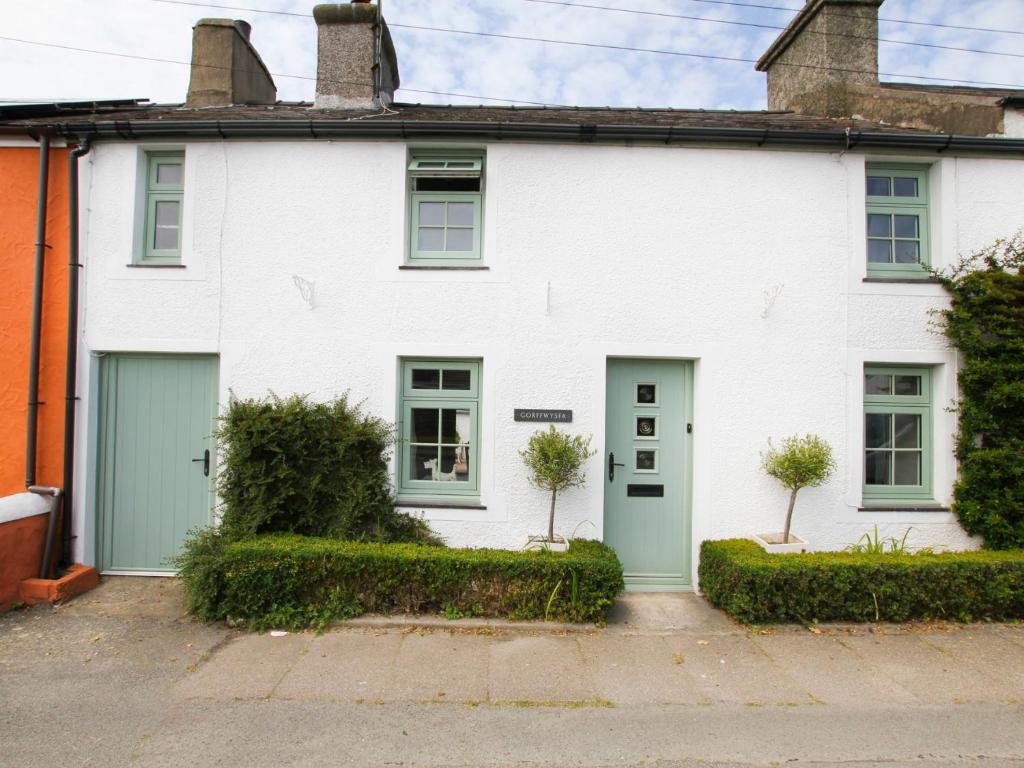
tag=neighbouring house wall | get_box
[73,140,1024,576]
[0,143,70,496]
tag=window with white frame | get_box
[141,151,184,263]
[398,359,481,500]
[863,366,934,505]
[865,164,930,279]
[407,152,484,266]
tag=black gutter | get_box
[25,134,50,488]
[32,119,1024,153]
[61,139,91,568]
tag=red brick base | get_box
[19,563,100,606]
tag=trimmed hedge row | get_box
[699,539,1024,624]
[180,532,624,629]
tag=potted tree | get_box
[755,433,836,553]
[520,425,595,552]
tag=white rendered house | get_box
[6,1,1024,589]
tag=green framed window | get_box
[866,164,930,279]
[398,359,481,501]
[863,366,934,505]
[142,151,184,263]
[407,151,484,265]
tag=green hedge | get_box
[180,532,624,629]
[699,539,1024,624]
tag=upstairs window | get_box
[407,152,484,266]
[142,151,184,264]
[865,164,930,279]
[863,366,934,505]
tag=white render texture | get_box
[74,139,1024,577]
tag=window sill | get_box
[396,500,486,510]
[399,265,489,271]
[126,263,185,269]
[858,505,950,512]
[862,276,942,284]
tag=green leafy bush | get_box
[179,533,625,629]
[761,434,836,543]
[215,393,436,544]
[936,234,1024,549]
[519,425,596,542]
[699,539,1024,624]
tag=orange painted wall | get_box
[0,145,70,496]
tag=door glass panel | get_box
[410,408,439,443]
[865,413,891,448]
[445,227,474,251]
[156,162,183,185]
[635,449,657,472]
[636,384,656,405]
[866,177,891,196]
[418,227,444,251]
[865,450,891,485]
[894,241,920,263]
[867,214,891,237]
[441,408,469,444]
[440,446,470,481]
[447,202,474,226]
[893,414,920,449]
[865,374,892,395]
[893,451,921,485]
[442,369,471,390]
[893,177,918,197]
[636,416,656,438]
[419,202,445,225]
[867,240,892,263]
[894,375,921,396]
[410,445,440,480]
[411,368,440,389]
[893,215,918,238]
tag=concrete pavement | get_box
[1,578,1023,767]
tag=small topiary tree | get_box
[519,425,596,543]
[761,434,836,543]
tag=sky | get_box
[2,0,1024,110]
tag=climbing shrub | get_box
[699,539,1024,624]
[180,534,624,629]
[214,393,437,544]
[936,234,1024,549]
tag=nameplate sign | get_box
[514,409,573,423]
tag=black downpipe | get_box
[60,139,91,568]
[25,134,50,488]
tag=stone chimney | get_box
[756,0,883,112]
[186,18,277,107]
[313,3,400,109]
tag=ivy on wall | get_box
[937,233,1024,549]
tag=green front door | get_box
[603,358,692,590]
[96,354,218,573]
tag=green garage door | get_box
[96,354,218,573]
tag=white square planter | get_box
[751,533,808,554]
[525,535,569,553]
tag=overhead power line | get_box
[0,35,564,106]
[520,0,1024,59]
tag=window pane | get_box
[868,239,892,263]
[155,200,179,226]
[867,214,891,237]
[410,445,440,481]
[156,162,182,185]
[416,177,480,192]
[894,414,920,449]
[411,368,440,389]
[410,408,439,443]
[440,446,470,481]
[418,161,445,168]
[419,201,445,226]
[446,161,475,169]
[441,408,470,444]
[865,413,891,448]
[418,227,444,251]
[442,369,471,390]
[447,202,474,226]
[636,416,656,438]
[894,240,920,264]
[445,228,474,251]
[894,375,921,396]
[153,224,179,250]
[893,215,919,238]
[865,374,892,395]
[894,451,921,485]
[865,450,891,485]
[866,176,891,196]
[893,177,918,197]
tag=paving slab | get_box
[487,633,597,703]
[607,592,738,634]
[578,632,706,705]
[386,629,491,703]
[177,631,311,700]
[273,628,402,702]
[913,630,1024,703]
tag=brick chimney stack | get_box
[313,2,400,109]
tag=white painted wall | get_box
[72,138,1024,579]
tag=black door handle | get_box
[608,452,626,482]
[192,449,210,477]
